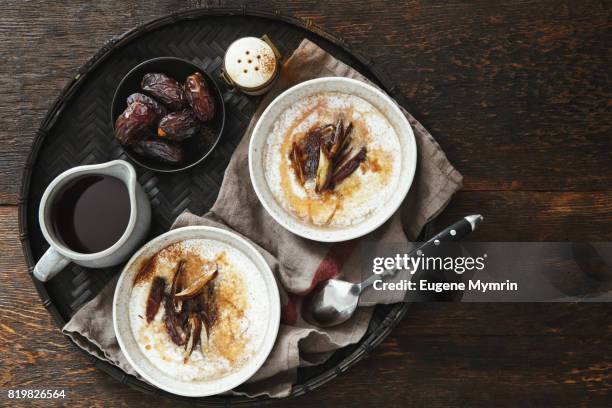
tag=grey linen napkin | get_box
[63,39,463,398]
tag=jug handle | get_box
[33,247,70,282]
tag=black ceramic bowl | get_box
[111,57,225,172]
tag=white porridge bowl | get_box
[113,226,280,397]
[249,77,417,242]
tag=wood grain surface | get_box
[1,0,610,407]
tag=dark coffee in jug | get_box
[51,174,131,254]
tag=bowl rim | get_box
[112,225,281,397]
[248,77,417,242]
[110,56,226,173]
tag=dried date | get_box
[114,101,158,145]
[127,93,167,117]
[132,140,185,165]
[157,109,200,141]
[185,72,215,122]
[141,73,187,110]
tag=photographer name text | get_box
[372,279,518,293]
[371,253,518,293]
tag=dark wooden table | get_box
[1,1,610,406]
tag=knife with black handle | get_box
[419,214,483,247]
[373,214,483,281]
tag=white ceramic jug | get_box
[33,160,151,282]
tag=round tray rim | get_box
[18,5,415,404]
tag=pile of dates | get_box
[115,72,216,166]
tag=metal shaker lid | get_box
[224,37,277,90]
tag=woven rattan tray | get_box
[19,6,432,404]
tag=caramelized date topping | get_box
[290,142,306,185]
[315,145,332,192]
[142,257,219,362]
[163,294,186,346]
[289,116,367,192]
[145,277,166,323]
[183,314,202,362]
[302,130,321,180]
[331,146,367,187]
[174,262,218,300]
[198,280,217,337]
[170,260,185,312]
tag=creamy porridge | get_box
[263,91,401,227]
[129,239,268,382]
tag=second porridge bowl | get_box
[249,77,417,242]
[113,226,280,397]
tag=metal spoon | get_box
[303,214,483,327]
